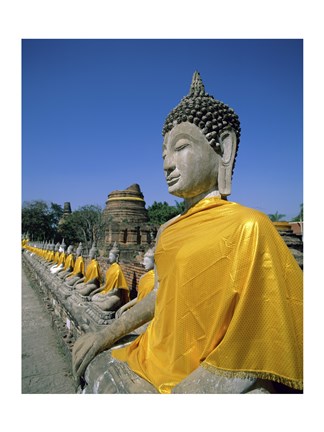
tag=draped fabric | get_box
[56,252,66,267]
[53,251,60,264]
[113,197,303,393]
[84,259,101,283]
[99,263,129,304]
[137,270,155,302]
[66,256,85,278]
[63,253,75,271]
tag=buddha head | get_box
[55,242,60,252]
[142,247,154,271]
[76,242,83,256]
[60,239,66,253]
[89,243,99,259]
[162,71,240,199]
[109,242,120,264]
[67,245,74,254]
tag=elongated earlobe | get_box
[218,130,237,196]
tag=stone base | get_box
[84,303,116,326]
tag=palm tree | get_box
[291,204,303,222]
[268,211,286,222]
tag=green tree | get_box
[58,205,106,251]
[147,200,185,225]
[22,200,63,241]
[268,211,286,222]
[291,203,303,222]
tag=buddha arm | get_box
[72,290,156,384]
[115,298,137,318]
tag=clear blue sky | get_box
[22,39,303,220]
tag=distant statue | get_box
[115,248,155,318]
[86,242,129,311]
[48,242,62,271]
[50,239,67,274]
[57,245,75,278]
[44,241,58,267]
[64,243,85,285]
[73,243,101,295]
[72,71,303,394]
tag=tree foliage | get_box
[58,205,107,251]
[268,211,286,222]
[147,200,185,225]
[22,200,63,241]
[291,203,303,222]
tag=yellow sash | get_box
[99,263,129,304]
[63,253,75,271]
[66,256,85,278]
[84,259,101,283]
[137,270,155,302]
[113,197,303,393]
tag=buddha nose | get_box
[163,153,176,173]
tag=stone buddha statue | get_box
[44,241,56,266]
[83,242,129,311]
[57,244,75,279]
[115,247,155,319]
[48,242,61,269]
[50,239,67,274]
[73,243,101,294]
[72,71,303,394]
[64,243,85,285]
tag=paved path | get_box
[22,266,76,394]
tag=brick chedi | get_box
[103,184,157,261]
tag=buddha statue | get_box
[73,243,101,294]
[50,239,67,274]
[115,247,155,319]
[57,244,75,278]
[48,242,61,270]
[64,243,85,285]
[44,241,56,266]
[72,71,303,394]
[86,242,129,311]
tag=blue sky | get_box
[22,39,303,220]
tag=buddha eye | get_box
[175,143,189,152]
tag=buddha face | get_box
[162,122,219,199]
[143,253,154,271]
[109,252,117,264]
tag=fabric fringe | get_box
[201,362,303,391]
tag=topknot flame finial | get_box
[189,71,205,96]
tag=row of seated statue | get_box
[22,239,155,315]
[22,71,303,394]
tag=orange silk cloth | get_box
[137,270,155,302]
[113,197,303,393]
[53,251,60,263]
[46,251,54,261]
[84,259,101,283]
[56,252,66,267]
[99,263,129,304]
[63,253,75,271]
[66,256,85,278]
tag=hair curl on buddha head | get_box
[162,71,241,172]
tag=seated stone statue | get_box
[73,243,101,295]
[115,248,155,319]
[51,239,67,274]
[57,245,75,278]
[64,243,85,285]
[72,71,303,394]
[85,242,129,311]
[48,242,61,269]
[44,241,57,267]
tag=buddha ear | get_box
[217,129,237,197]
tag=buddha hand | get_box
[72,329,115,385]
